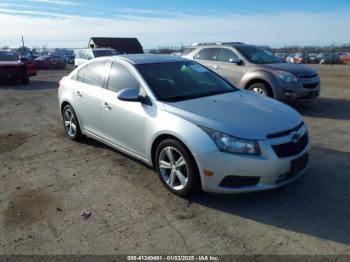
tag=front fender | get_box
[146,109,217,163]
[240,70,279,97]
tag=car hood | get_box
[262,63,317,76]
[162,91,303,140]
[0,61,22,67]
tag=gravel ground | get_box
[0,65,350,255]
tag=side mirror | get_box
[118,88,143,102]
[229,58,243,65]
[236,59,243,65]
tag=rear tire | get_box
[62,104,83,141]
[248,82,273,98]
[155,139,200,197]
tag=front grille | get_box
[303,83,319,89]
[219,175,260,187]
[267,122,303,139]
[272,133,308,158]
[299,74,318,79]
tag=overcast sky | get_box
[0,0,349,48]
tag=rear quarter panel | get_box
[58,77,76,114]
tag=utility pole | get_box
[21,36,26,54]
[332,41,335,64]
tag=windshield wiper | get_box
[161,90,235,102]
[187,89,235,99]
[161,95,192,102]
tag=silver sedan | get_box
[58,54,310,196]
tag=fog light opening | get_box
[284,90,294,97]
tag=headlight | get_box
[277,71,298,83]
[200,127,261,155]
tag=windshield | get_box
[93,49,118,58]
[136,61,237,102]
[0,51,19,61]
[235,45,284,64]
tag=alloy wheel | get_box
[251,87,268,96]
[63,108,77,137]
[158,146,189,191]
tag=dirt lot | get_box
[1,65,350,255]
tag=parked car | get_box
[275,52,289,61]
[294,53,305,64]
[182,43,320,102]
[319,53,340,64]
[285,54,295,64]
[63,55,75,64]
[58,54,310,196]
[340,53,350,65]
[286,53,305,64]
[34,56,66,70]
[0,50,30,84]
[307,53,321,64]
[74,48,118,67]
[20,57,37,77]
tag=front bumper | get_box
[194,126,310,193]
[275,75,321,101]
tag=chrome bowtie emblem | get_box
[291,131,301,143]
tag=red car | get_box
[340,53,350,65]
[34,56,66,70]
[20,57,37,77]
[0,51,31,85]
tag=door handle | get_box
[103,102,111,110]
[76,91,82,97]
[213,65,219,69]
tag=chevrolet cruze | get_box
[58,54,310,197]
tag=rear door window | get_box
[107,62,139,93]
[76,66,87,82]
[194,48,219,61]
[81,61,106,87]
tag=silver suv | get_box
[182,43,320,101]
[75,48,118,67]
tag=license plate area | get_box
[309,90,319,98]
[291,153,309,174]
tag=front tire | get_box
[155,139,200,197]
[248,82,273,97]
[62,104,83,141]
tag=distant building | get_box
[88,37,144,54]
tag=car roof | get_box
[0,50,16,53]
[113,54,189,65]
[186,43,263,51]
